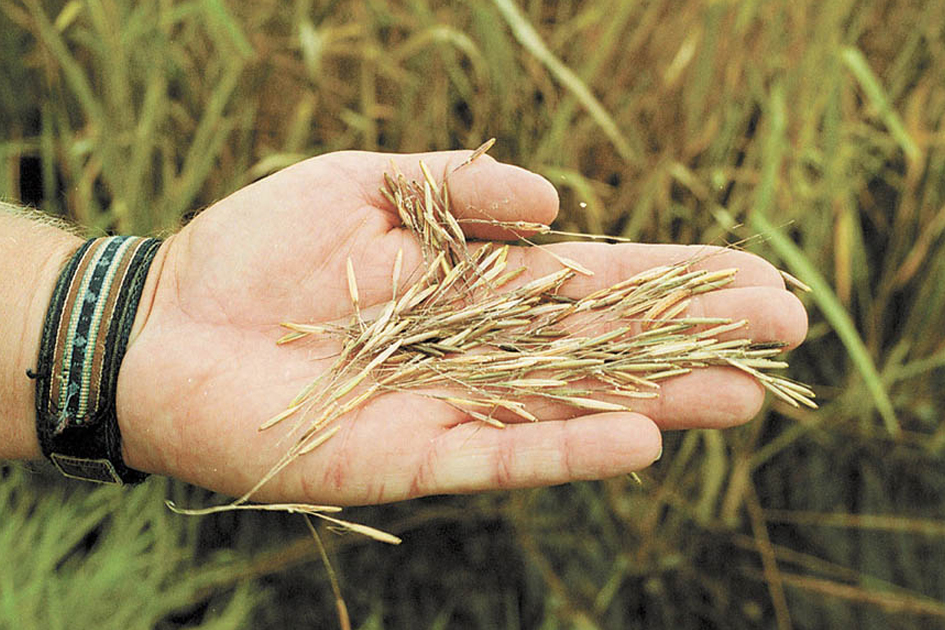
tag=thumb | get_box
[334,148,560,240]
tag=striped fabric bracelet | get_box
[31,236,162,485]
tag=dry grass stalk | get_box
[173,144,815,541]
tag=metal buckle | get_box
[49,453,124,485]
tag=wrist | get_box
[114,237,173,475]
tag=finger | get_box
[523,284,806,353]
[327,149,560,239]
[683,286,808,348]
[503,240,808,348]
[508,241,788,291]
[630,368,766,429]
[518,366,768,430]
[401,411,661,497]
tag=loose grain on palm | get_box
[246,148,816,512]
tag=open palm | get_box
[115,150,807,505]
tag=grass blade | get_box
[749,211,898,435]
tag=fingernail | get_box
[653,445,663,462]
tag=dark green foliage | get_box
[0,466,259,629]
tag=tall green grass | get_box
[2,0,944,628]
[0,466,260,629]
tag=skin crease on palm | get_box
[113,149,808,507]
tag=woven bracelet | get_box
[31,236,162,485]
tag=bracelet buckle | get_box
[50,453,123,485]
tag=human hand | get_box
[115,150,807,505]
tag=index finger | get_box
[506,241,788,292]
[327,149,561,240]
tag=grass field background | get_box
[2,0,944,628]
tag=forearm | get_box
[0,202,83,460]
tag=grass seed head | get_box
[264,146,816,508]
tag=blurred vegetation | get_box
[0,466,259,629]
[2,0,944,628]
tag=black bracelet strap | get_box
[32,236,162,485]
